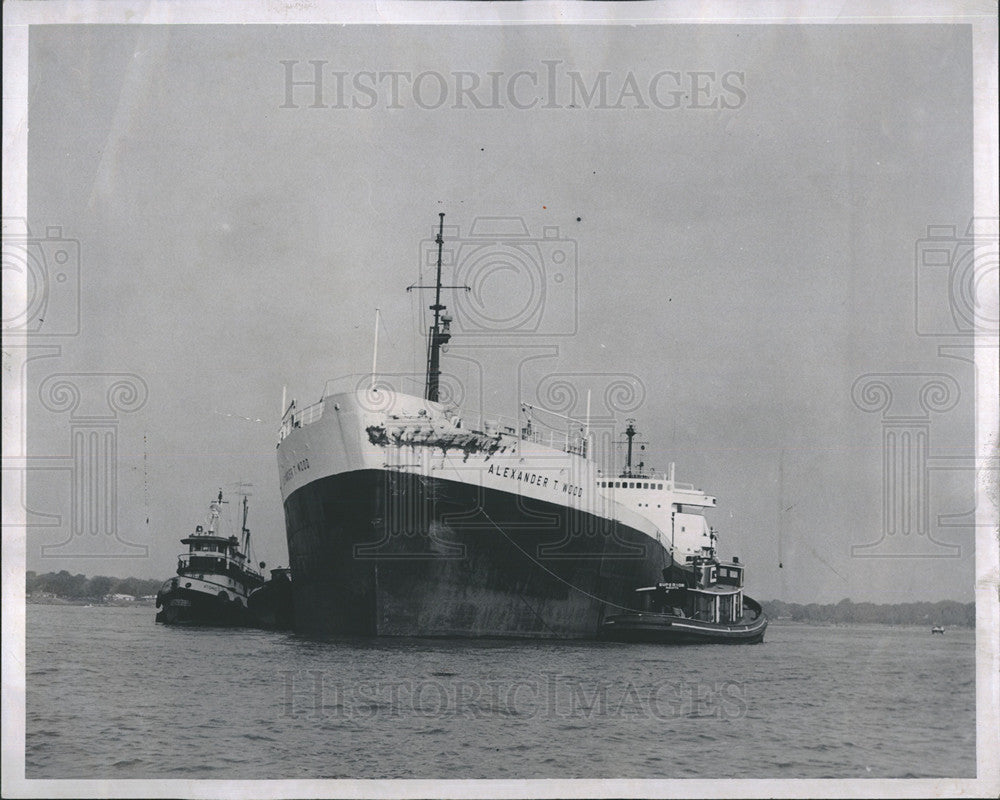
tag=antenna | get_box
[370,307,381,391]
[406,213,470,403]
[231,481,254,559]
[778,452,784,569]
[241,494,250,557]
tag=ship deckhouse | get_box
[595,420,718,563]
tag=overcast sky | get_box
[24,23,977,603]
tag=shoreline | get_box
[24,597,972,628]
[27,595,155,608]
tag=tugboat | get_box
[600,541,768,644]
[155,490,265,625]
[248,567,294,630]
[931,625,945,634]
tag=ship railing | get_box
[464,412,589,458]
[276,376,590,457]
[278,399,325,441]
[520,427,589,457]
[177,552,263,578]
[279,373,431,443]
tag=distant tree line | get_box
[762,597,975,627]
[26,570,162,600]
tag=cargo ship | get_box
[276,214,755,638]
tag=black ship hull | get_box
[283,469,676,638]
[155,585,254,627]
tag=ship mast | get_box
[426,213,448,402]
[624,420,637,477]
[406,213,470,403]
[208,489,226,535]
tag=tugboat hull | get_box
[155,585,253,626]
[248,574,295,630]
[600,600,768,645]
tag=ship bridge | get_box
[595,463,717,562]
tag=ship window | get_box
[644,483,650,489]
[657,483,663,490]
[629,482,636,488]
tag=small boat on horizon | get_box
[931,625,945,634]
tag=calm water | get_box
[26,604,975,779]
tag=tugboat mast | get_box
[406,213,470,403]
[240,494,251,557]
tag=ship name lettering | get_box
[487,462,550,489]
[281,458,311,486]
